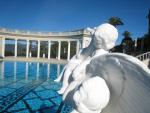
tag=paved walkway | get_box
[0,57,68,64]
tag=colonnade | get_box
[1,38,80,60]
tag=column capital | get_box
[37,40,41,44]
[48,40,51,44]
[2,37,5,40]
[77,40,80,42]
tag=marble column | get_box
[2,37,5,57]
[76,40,80,55]
[67,41,70,60]
[58,41,61,60]
[37,40,40,58]
[134,39,137,47]
[26,40,29,58]
[48,41,51,59]
[15,39,17,57]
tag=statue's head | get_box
[88,23,118,50]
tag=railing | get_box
[136,51,150,61]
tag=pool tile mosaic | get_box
[0,79,63,113]
[24,92,38,100]
[0,87,15,96]
[36,90,58,99]
[0,61,71,113]
[7,101,26,111]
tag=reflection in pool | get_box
[0,61,66,113]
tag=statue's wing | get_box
[87,53,150,113]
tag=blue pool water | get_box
[0,61,68,113]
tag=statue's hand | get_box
[72,60,91,80]
[72,69,82,80]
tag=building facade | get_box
[0,28,91,60]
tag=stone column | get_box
[26,40,29,58]
[82,37,85,48]
[15,39,18,57]
[134,39,137,47]
[67,41,70,60]
[37,40,40,58]
[2,37,5,57]
[76,40,80,55]
[58,41,61,60]
[48,41,51,59]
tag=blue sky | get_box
[0,0,149,45]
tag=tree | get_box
[108,16,124,53]
[108,17,124,27]
[121,31,134,55]
[122,31,131,38]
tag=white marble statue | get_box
[57,23,150,113]
[62,23,118,100]
[55,23,118,96]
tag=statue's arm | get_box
[72,59,91,80]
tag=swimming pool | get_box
[0,61,66,113]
